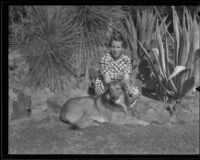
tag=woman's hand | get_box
[103,72,111,84]
[123,73,131,87]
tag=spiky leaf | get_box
[156,19,167,79]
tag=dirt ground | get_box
[9,111,199,154]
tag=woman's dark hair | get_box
[108,31,126,48]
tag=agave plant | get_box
[119,8,171,90]
[121,12,138,67]
[136,9,170,57]
[138,6,200,103]
[121,8,171,67]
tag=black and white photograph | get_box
[5,5,200,155]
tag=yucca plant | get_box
[139,6,200,104]
[66,6,127,91]
[21,6,80,92]
[19,6,126,92]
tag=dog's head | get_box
[105,81,126,102]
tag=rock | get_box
[25,88,54,108]
[131,94,198,124]
[46,100,61,114]
[187,101,199,122]
[9,76,55,118]
[170,96,199,124]
[132,100,151,119]
[143,108,162,123]
[191,107,199,122]
[169,115,176,123]
[9,49,28,81]
[9,88,18,101]
[14,65,29,81]
[174,103,192,124]
[11,90,31,120]
[157,108,171,123]
[31,103,48,115]
[70,88,88,97]
[132,97,161,119]
[132,97,172,124]
[176,109,193,124]
[9,49,22,70]
[50,89,71,106]
[9,78,24,91]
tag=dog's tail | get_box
[46,99,61,114]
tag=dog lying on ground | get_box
[47,81,149,130]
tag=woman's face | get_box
[110,40,123,60]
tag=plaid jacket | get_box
[95,52,139,95]
[99,52,132,80]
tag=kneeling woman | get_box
[94,31,139,104]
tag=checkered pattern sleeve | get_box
[100,54,111,75]
[123,56,132,74]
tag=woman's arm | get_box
[123,56,132,87]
